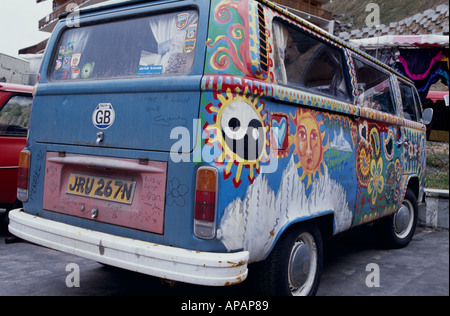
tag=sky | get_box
[0,0,53,57]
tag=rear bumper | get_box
[8,209,248,286]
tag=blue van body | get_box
[9,0,431,295]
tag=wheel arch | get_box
[406,175,420,200]
[262,212,334,262]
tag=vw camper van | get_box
[9,0,432,296]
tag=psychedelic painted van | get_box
[9,0,433,296]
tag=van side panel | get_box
[202,0,426,263]
[201,78,358,262]
[201,0,360,263]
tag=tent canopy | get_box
[350,35,449,49]
[427,91,449,106]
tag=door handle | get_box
[397,139,410,148]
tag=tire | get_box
[374,188,418,249]
[254,223,323,296]
[3,200,22,228]
[2,200,22,236]
[1,210,7,233]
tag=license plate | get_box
[66,173,136,204]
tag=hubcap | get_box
[394,200,414,239]
[288,232,317,296]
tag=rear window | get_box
[50,9,198,81]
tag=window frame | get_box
[412,87,423,122]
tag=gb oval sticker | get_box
[92,103,115,130]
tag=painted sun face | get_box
[290,109,328,188]
[205,91,269,187]
[297,117,322,170]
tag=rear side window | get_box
[0,95,32,137]
[50,10,198,81]
[272,20,349,101]
[353,57,396,114]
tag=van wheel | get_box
[254,224,323,296]
[375,188,418,249]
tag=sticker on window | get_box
[138,65,163,75]
[63,56,71,65]
[65,42,75,56]
[58,46,65,58]
[55,59,62,71]
[71,53,82,69]
[72,69,80,79]
[176,13,189,29]
[184,39,196,53]
[186,23,198,39]
[81,62,94,79]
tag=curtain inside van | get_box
[273,21,288,84]
[140,11,198,74]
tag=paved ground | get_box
[318,225,449,296]
[1,209,448,296]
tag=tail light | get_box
[194,167,218,239]
[17,149,31,202]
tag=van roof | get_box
[59,0,413,85]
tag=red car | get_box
[0,83,33,216]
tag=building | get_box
[336,4,449,42]
[271,0,334,32]
[37,0,334,33]
[37,0,109,33]
[19,0,111,54]
[340,4,449,143]
[0,53,30,85]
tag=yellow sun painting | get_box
[205,90,269,187]
[289,108,329,188]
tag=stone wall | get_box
[419,189,449,229]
